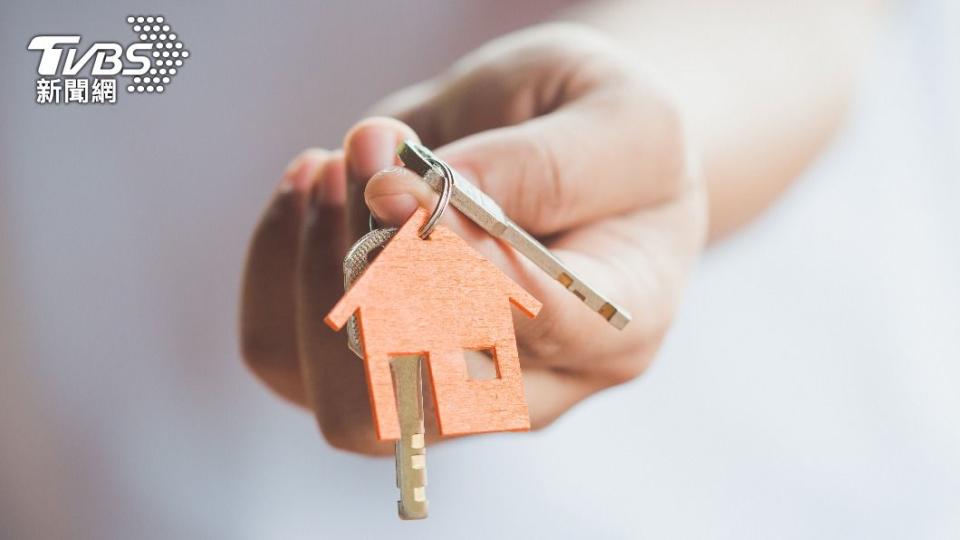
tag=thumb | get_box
[364,166,435,228]
[431,87,689,236]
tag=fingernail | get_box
[366,192,418,226]
[347,128,396,181]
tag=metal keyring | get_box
[343,226,397,357]
[366,157,454,239]
[417,157,454,239]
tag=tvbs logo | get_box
[28,15,189,104]
[28,36,152,77]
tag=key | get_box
[391,355,428,520]
[329,143,561,517]
[398,140,631,330]
[339,229,428,519]
[329,208,542,519]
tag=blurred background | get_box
[2,1,958,538]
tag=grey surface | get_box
[2,1,959,539]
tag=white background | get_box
[1,1,958,538]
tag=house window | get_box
[464,347,500,380]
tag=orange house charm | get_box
[325,208,542,440]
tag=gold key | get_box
[390,355,428,520]
[341,231,428,519]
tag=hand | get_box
[240,24,707,455]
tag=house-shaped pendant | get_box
[325,207,542,440]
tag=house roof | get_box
[325,207,541,332]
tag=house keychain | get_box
[324,141,631,520]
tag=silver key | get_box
[398,140,631,330]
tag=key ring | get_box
[367,156,454,239]
[343,226,397,357]
[417,157,454,239]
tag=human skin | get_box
[240,2,884,455]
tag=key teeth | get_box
[391,354,429,520]
[410,433,424,449]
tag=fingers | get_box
[434,91,689,236]
[343,117,419,239]
[368,79,441,146]
[294,153,395,455]
[370,23,621,145]
[241,142,405,455]
[363,166,432,226]
[240,149,330,406]
[368,91,690,239]
[544,181,709,379]
[370,26,689,235]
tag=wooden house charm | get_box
[325,208,542,440]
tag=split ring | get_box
[417,157,454,239]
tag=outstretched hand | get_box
[241,24,707,455]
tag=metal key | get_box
[398,140,631,330]
[390,355,428,520]
[341,231,428,519]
